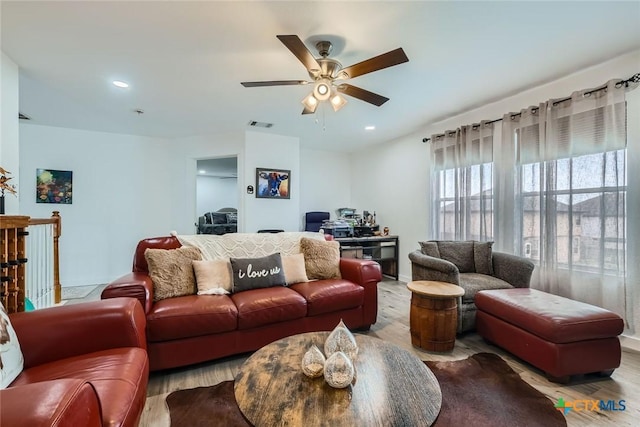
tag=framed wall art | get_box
[36,169,73,204]
[256,168,290,199]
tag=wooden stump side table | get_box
[407,280,465,352]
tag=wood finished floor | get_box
[72,281,640,426]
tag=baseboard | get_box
[620,334,640,353]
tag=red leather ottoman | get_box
[475,288,624,383]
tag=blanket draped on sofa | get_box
[176,231,325,259]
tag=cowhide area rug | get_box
[166,352,567,427]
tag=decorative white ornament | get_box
[301,345,326,378]
[324,319,358,361]
[324,351,355,388]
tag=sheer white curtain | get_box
[502,80,634,325]
[430,122,494,241]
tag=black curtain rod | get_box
[422,72,640,143]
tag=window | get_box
[430,124,495,241]
[518,149,626,274]
[434,163,493,241]
[429,79,635,324]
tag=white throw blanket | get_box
[176,232,325,260]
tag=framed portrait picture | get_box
[256,168,290,199]
[36,169,73,204]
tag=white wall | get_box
[244,131,300,232]
[351,50,640,284]
[196,176,238,215]
[19,124,174,286]
[299,148,351,228]
[0,52,20,214]
[350,138,429,280]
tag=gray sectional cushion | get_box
[419,241,440,258]
[459,273,512,304]
[436,241,475,273]
[473,241,494,275]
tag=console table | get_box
[335,235,398,280]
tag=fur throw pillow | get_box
[300,237,341,280]
[145,247,202,301]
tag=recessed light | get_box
[113,80,129,88]
[198,170,206,174]
[365,126,375,131]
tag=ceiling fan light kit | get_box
[301,93,319,115]
[241,35,409,114]
[313,79,331,100]
[330,93,347,112]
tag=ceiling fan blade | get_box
[277,35,321,73]
[339,48,409,79]
[337,84,389,107]
[241,80,308,87]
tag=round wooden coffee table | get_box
[407,280,465,352]
[234,331,441,426]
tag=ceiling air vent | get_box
[18,112,31,120]
[248,120,273,128]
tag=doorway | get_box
[195,156,238,234]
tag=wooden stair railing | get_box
[1,211,62,314]
[1,215,29,314]
[28,211,62,304]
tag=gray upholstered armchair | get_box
[409,240,534,333]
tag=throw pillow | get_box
[145,247,202,301]
[211,213,228,224]
[473,241,494,275]
[193,259,232,295]
[419,241,440,258]
[435,241,476,273]
[1,303,24,389]
[299,237,341,280]
[281,253,309,285]
[230,253,286,293]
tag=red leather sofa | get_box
[1,297,149,427]
[101,236,382,371]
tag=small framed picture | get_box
[36,169,73,204]
[256,168,290,199]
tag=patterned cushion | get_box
[473,241,494,275]
[459,273,513,304]
[419,241,440,258]
[1,303,24,389]
[436,241,475,273]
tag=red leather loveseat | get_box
[1,297,148,427]
[101,235,382,371]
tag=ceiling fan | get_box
[241,35,409,114]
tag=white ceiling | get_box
[2,1,639,152]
